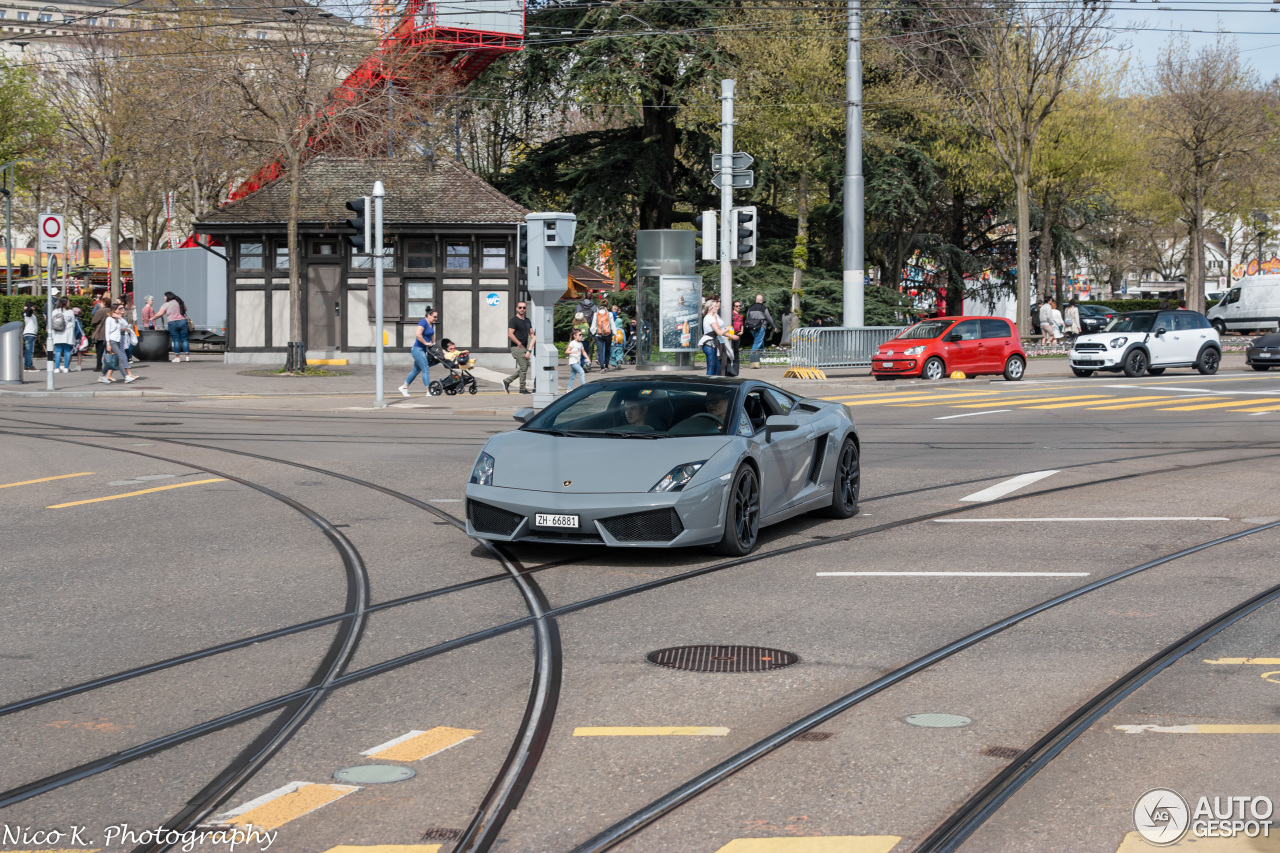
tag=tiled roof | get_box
[197,157,528,228]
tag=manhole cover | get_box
[135,421,183,425]
[646,645,799,673]
[904,713,972,728]
[333,764,415,784]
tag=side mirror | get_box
[1155,327,1167,337]
[513,407,535,423]
[946,333,962,343]
[765,415,799,439]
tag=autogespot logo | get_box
[1134,788,1191,845]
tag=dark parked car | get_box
[1077,303,1117,333]
[1246,332,1280,371]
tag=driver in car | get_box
[704,390,732,426]
[620,398,654,431]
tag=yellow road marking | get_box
[1087,397,1208,410]
[1160,398,1280,411]
[822,390,997,403]
[1204,658,1280,665]
[0,472,94,489]
[1115,724,1280,734]
[573,726,729,736]
[950,395,1110,408]
[839,394,989,406]
[1116,830,1280,851]
[1231,404,1280,413]
[218,782,359,830]
[46,478,226,509]
[324,847,442,853]
[1023,397,1131,409]
[716,837,902,853]
[362,726,480,761]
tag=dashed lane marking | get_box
[1088,396,1220,410]
[934,410,1010,420]
[1115,830,1280,851]
[1114,724,1280,734]
[1160,398,1280,411]
[818,571,1089,577]
[959,470,1058,502]
[46,478,227,509]
[949,395,1110,408]
[0,472,93,489]
[214,781,360,830]
[936,517,1228,523]
[573,727,730,736]
[1204,658,1280,664]
[839,394,995,406]
[1234,405,1280,413]
[1024,397,1150,409]
[323,847,442,852]
[820,391,997,403]
[361,727,480,761]
[715,837,902,853]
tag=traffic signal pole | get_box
[719,79,735,328]
[843,0,865,327]
[373,181,386,409]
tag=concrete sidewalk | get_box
[0,350,1254,414]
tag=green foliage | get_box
[731,265,912,327]
[0,59,55,167]
[0,295,95,336]
[1088,299,1175,312]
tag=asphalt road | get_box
[2,364,1278,853]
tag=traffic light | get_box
[731,205,757,268]
[694,210,716,261]
[345,197,370,252]
[516,222,528,269]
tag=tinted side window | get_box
[981,319,1012,339]
[1196,313,1213,329]
[1173,313,1198,331]
[1156,313,1177,332]
[765,388,794,414]
[951,320,982,341]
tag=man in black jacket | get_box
[743,294,776,368]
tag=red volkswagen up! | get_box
[872,316,1026,381]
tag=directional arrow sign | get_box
[712,152,754,171]
[717,171,754,189]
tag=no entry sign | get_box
[39,214,65,253]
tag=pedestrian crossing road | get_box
[821,375,1280,418]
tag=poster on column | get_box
[658,274,702,352]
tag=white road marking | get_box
[429,498,462,503]
[1103,384,1231,394]
[934,410,1010,420]
[817,571,1089,577]
[1251,412,1273,416]
[934,517,1228,523]
[959,470,1058,502]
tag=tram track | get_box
[4,415,1280,852]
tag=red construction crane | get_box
[227,0,524,202]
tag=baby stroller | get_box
[428,342,479,396]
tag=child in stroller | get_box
[428,339,479,396]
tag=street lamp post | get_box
[1,159,44,296]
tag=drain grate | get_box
[982,745,1022,760]
[420,828,464,842]
[646,645,799,673]
[796,731,834,742]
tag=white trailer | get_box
[132,247,228,348]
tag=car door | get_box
[1147,312,1180,365]
[980,319,1014,373]
[741,387,812,517]
[943,319,984,373]
[1171,312,1205,362]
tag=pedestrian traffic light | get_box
[731,206,757,268]
[516,222,528,269]
[694,210,716,261]
[345,197,370,252]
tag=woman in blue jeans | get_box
[153,291,190,361]
[699,298,728,376]
[22,303,38,369]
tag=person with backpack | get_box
[590,305,616,371]
[71,307,87,371]
[48,297,76,373]
[744,294,776,368]
[21,302,38,370]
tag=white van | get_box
[1207,274,1280,334]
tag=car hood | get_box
[480,430,737,493]
[1250,332,1280,348]
[877,340,935,353]
[1073,331,1137,345]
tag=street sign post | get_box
[38,214,64,254]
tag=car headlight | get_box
[470,452,495,486]
[904,345,926,356]
[650,461,705,493]
[1109,337,1128,349]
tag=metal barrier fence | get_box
[789,326,906,368]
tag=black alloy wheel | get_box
[1071,367,1094,377]
[716,465,761,555]
[1252,364,1272,371]
[1122,349,1148,377]
[922,357,946,381]
[1197,347,1221,375]
[1146,367,1166,376]
[816,438,860,519]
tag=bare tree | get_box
[902,0,1112,335]
[1146,36,1276,310]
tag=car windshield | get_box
[522,381,737,437]
[896,320,952,340]
[1106,313,1156,333]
